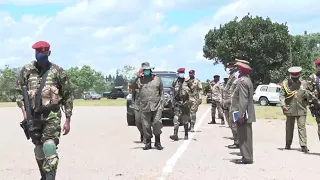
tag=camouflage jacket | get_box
[185,77,202,101]
[280,78,308,116]
[133,75,164,112]
[306,73,320,101]
[172,78,190,105]
[16,61,73,117]
[211,81,223,102]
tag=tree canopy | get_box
[203,14,320,84]
[0,64,137,102]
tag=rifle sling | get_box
[35,68,50,111]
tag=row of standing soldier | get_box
[208,59,256,164]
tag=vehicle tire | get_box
[259,97,269,106]
[127,114,135,126]
[269,103,277,106]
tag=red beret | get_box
[177,68,185,73]
[237,62,252,73]
[315,59,320,65]
[189,70,195,74]
[213,75,220,78]
[32,41,50,52]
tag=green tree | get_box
[203,14,291,84]
[0,65,18,102]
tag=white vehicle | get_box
[253,83,281,106]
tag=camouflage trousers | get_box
[316,118,320,141]
[189,99,200,124]
[33,109,61,175]
[173,102,190,129]
[211,100,223,118]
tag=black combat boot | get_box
[154,135,163,150]
[170,128,179,141]
[208,116,216,124]
[301,146,309,153]
[184,124,189,140]
[45,171,56,180]
[36,159,45,180]
[221,117,225,125]
[143,139,152,150]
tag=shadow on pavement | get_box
[229,152,241,156]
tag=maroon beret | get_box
[177,68,185,73]
[189,70,195,74]
[32,41,50,52]
[315,59,320,65]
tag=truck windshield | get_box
[158,76,176,88]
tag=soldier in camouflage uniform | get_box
[221,75,230,127]
[131,68,144,142]
[16,41,73,180]
[306,59,320,142]
[186,70,202,132]
[170,68,191,140]
[132,62,164,150]
[203,79,211,96]
[208,75,224,124]
[280,66,309,153]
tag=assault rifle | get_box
[19,85,32,140]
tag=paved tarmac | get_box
[1,105,320,180]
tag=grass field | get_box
[0,98,127,107]
[0,98,317,124]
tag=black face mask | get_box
[291,77,299,82]
[189,75,194,79]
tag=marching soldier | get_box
[208,75,224,124]
[16,41,73,179]
[132,62,164,150]
[186,70,202,132]
[233,62,256,164]
[280,66,309,153]
[306,59,320,141]
[170,68,191,140]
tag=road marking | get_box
[157,107,211,180]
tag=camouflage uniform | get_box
[16,61,73,179]
[170,77,191,140]
[210,81,224,124]
[307,73,320,141]
[221,76,230,127]
[185,77,202,132]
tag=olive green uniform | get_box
[280,67,308,151]
[228,74,239,145]
[234,75,256,162]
